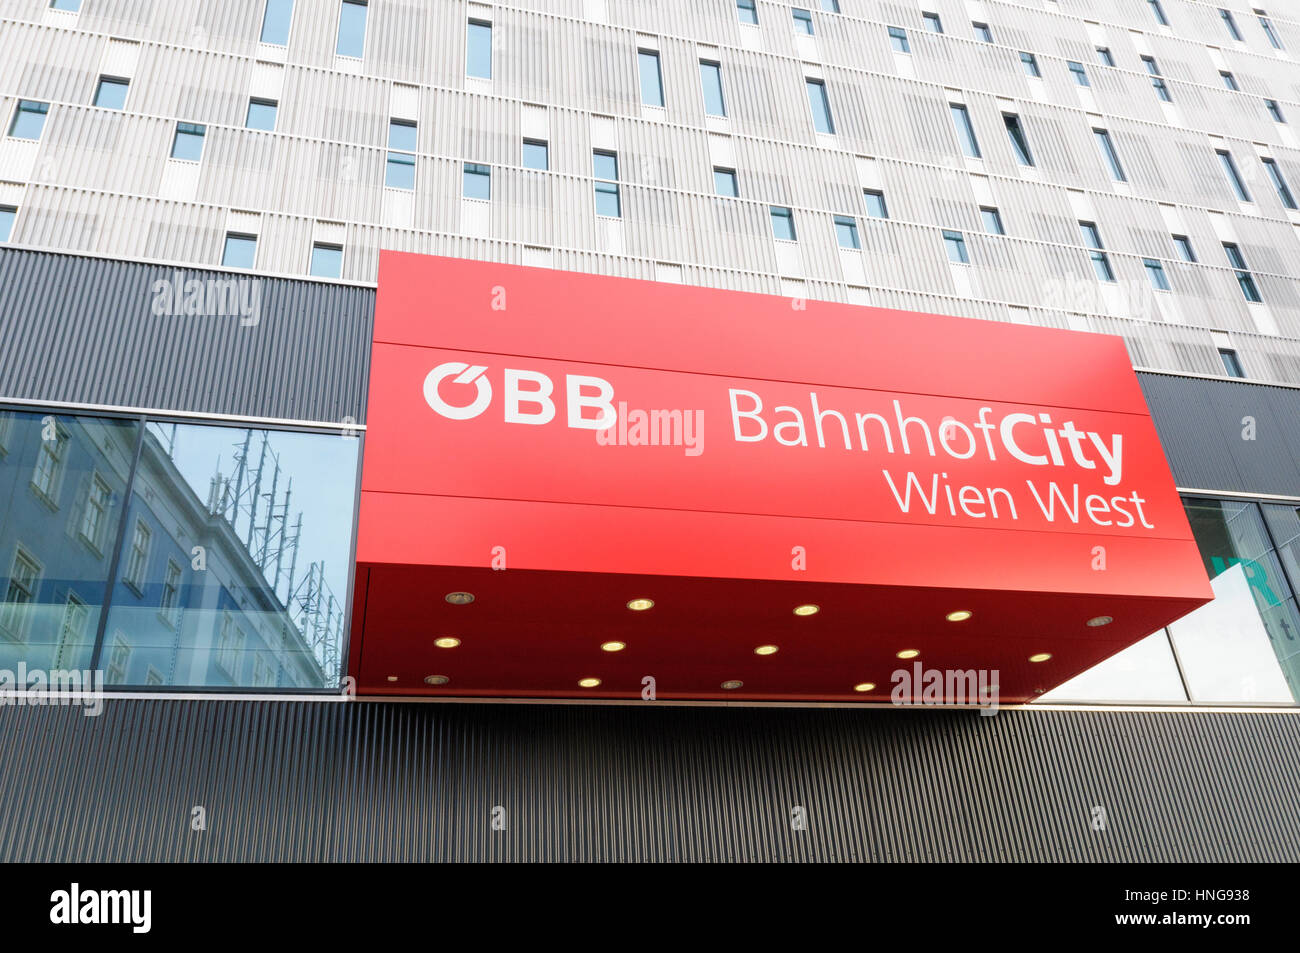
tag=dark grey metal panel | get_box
[1138,371,1300,497]
[0,248,375,423]
[0,700,1296,862]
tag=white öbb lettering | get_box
[423,362,616,430]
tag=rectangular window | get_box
[770,206,796,241]
[820,0,839,10]
[737,0,758,25]
[1147,0,1169,26]
[1172,234,1196,262]
[53,594,88,668]
[949,103,981,158]
[94,76,128,110]
[973,22,992,43]
[50,0,81,9]
[713,167,738,196]
[245,97,278,130]
[1265,99,1285,123]
[594,151,620,217]
[942,229,969,264]
[699,61,726,117]
[467,19,492,78]
[888,26,910,53]
[1220,70,1239,90]
[1262,158,1297,209]
[1223,242,1262,301]
[923,12,943,33]
[1219,348,1245,377]
[1144,258,1171,290]
[522,138,549,170]
[793,8,814,34]
[222,232,257,269]
[980,206,1005,234]
[1067,61,1089,86]
[170,121,205,161]
[1093,128,1125,181]
[80,475,111,549]
[309,242,342,278]
[1257,10,1284,50]
[806,79,834,134]
[863,188,889,218]
[215,614,244,678]
[1096,46,1115,67]
[106,634,131,685]
[160,559,182,627]
[124,520,151,591]
[1080,221,1115,282]
[834,215,860,249]
[1004,113,1034,166]
[1019,51,1040,77]
[638,49,665,107]
[1220,8,1243,40]
[259,0,293,45]
[336,0,368,58]
[0,206,15,243]
[1216,149,1251,201]
[386,119,416,189]
[8,100,49,140]
[1151,76,1172,101]
[32,425,67,501]
[1,548,40,642]
[463,161,491,200]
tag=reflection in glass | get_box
[1038,631,1187,703]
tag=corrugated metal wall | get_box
[0,699,1296,861]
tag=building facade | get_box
[1,0,1299,860]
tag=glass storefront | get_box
[0,407,359,690]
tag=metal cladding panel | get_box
[0,699,1297,862]
[1137,371,1300,497]
[0,247,374,423]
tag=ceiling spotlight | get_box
[445,592,475,605]
[896,649,920,660]
[626,598,654,611]
[946,610,973,622]
[720,680,743,690]
[1029,653,1052,663]
[1086,615,1114,627]
[793,604,820,616]
[853,682,876,693]
[424,675,450,686]
[386,676,398,682]
[578,677,602,688]
[754,644,779,656]
[600,641,626,652]
[434,637,461,649]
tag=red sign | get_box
[353,252,1211,702]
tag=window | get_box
[1019,51,1040,78]
[1080,221,1115,282]
[949,103,981,158]
[942,230,969,264]
[1141,56,1172,101]
[1216,149,1251,201]
[1096,46,1115,67]
[80,474,111,550]
[0,206,15,243]
[105,634,131,684]
[94,76,128,110]
[793,8,814,34]
[973,22,993,43]
[123,520,151,591]
[467,19,492,78]
[820,0,839,10]
[594,151,620,217]
[335,0,367,57]
[1262,158,1297,209]
[386,119,416,189]
[806,79,834,134]
[1265,99,1286,123]
[215,614,244,678]
[1220,70,1239,90]
[1257,9,1284,50]
[638,49,664,107]
[1147,0,1169,26]
[1004,113,1034,166]
[888,26,910,53]
[863,188,889,218]
[1172,234,1196,262]
[1,548,41,642]
[737,0,758,25]
[160,559,182,627]
[1220,8,1243,40]
[32,424,68,501]
[699,61,726,117]
[522,138,549,170]
[980,206,1005,234]
[770,206,796,241]
[713,167,738,197]
[259,0,293,45]
[1219,348,1246,377]
[923,12,943,33]
[252,652,276,688]
[238,98,276,132]
[9,100,49,140]
[309,242,342,278]
[53,594,89,668]
[1093,128,1125,181]
[1067,61,1089,86]
[1144,258,1171,290]
[463,161,491,200]
[834,215,860,249]
[50,0,81,9]
[222,232,257,269]
[170,122,205,161]
[1223,242,1262,301]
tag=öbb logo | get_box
[423,362,617,430]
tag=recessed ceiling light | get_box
[600,641,626,652]
[720,679,743,690]
[1086,615,1114,627]
[1029,652,1052,663]
[434,637,461,648]
[386,676,398,682]
[853,682,876,693]
[578,677,602,688]
[424,675,450,686]
[754,644,779,656]
[626,598,654,611]
[793,604,820,616]
[896,649,920,659]
[444,592,474,605]
[946,609,973,622]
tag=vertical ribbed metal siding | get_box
[0,700,1296,862]
[0,247,374,423]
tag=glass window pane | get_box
[923,12,943,32]
[222,233,257,269]
[1020,51,1040,77]
[806,79,834,134]
[638,50,664,107]
[246,98,278,130]
[1093,128,1124,181]
[467,19,493,78]
[50,0,81,9]
[1173,234,1195,261]
[834,215,859,249]
[9,100,49,140]
[336,0,368,58]
[713,167,738,196]
[386,151,415,189]
[1144,258,1170,290]
[1068,61,1089,86]
[942,230,968,264]
[980,207,1004,234]
[170,122,205,161]
[1096,46,1114,66]
[522,139,548,170]
[1219,348,1245,377]
[388,120,416,152]
[793,8,813,34]
[1217,149,1251,201]
[260,0,294,45]
[737,0,758,24]
[1005,114,1034,166]
[820,0,839,10]
[1038,631,1189,703]
[463,162,490,199]
[864,189,888,218]
[700,61,726,116]
[1221,70,1238,90]
[949,103,980,158]
[1263,158,1297,208]
[0,207,14,242]
[94,78,128,110]
[592,151,618,181]
[889,26,910,53]
[770,206,796,241]
[309,243,342,278]
[973,22,992,42]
